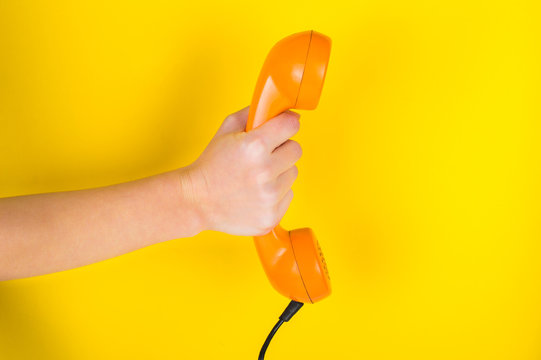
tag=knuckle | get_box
[287,115,301,132]
[260,186,279,203]
[260,212,277,229]
[225,114,241,127]
[291,165,299,179]
[254,168,272,185]
[285,189,294,202]
[244,135,266,158]
[290,141,303,159]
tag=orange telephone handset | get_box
[246,31,332,304]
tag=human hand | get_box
[181,107,302,236]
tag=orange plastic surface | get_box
[246,30,332,304]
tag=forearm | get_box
[0,107,301,281]
[0,168,204,281]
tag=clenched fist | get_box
[181,107,302,236]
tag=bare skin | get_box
[0,107,302,281]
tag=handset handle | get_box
[244,31,312,230]
[244,77,296,239]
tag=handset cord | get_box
[258,300,304,360]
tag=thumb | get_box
[215,106,250,136]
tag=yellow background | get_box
[1,1,540,359]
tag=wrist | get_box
[175,165,210,235]
[148,168,207,239]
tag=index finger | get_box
[248,111,300,151]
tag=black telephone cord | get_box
[258,300,304,360]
